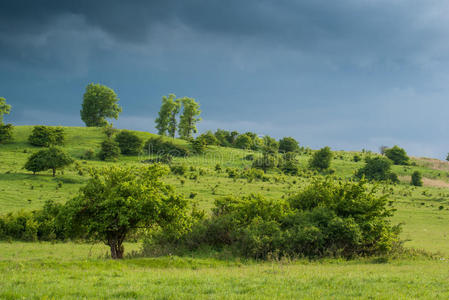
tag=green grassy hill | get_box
[2,126,449,298]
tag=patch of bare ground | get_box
[399,175,449,188]
[413,157,449,172]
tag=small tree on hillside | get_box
[384,145,409,165]
[262,135,279,154]
[178,97,201,139]
[279,137,299,153]
[80,83,121,127]
[63,165,190,259]
[309,146,332,171]
[24,147,74,176]
[115,130,143,155]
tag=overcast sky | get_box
[1,0,449,158]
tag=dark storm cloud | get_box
[2,1,449,157]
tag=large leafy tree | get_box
[279,137,299,153]
[155,94,181,137]
[178,97,201,139]
[63,165,190,259]
[384,145,410,165]
[0,97,11,125]
[80,83,122,127]
[24,147,74,176]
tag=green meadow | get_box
[2,126,449,298]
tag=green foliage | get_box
[0,123,14,144]
[80,83,121,127]
[191,137,207,154]
[24,147,74,176]
[214,129,238,147]
[98,139,121,161]
[262,135,279,154]
[169,178,399,259]
[170,164,188,175]
[28,126,65,147]
[115,130,143,155]
[235,134,253,149]
[155,94,181,137]
[63,165,190,259]
[0,97,11,125]
[280,152,300,175]
[355,156,398,183]
[197,131,219,145]
[384,145,410,165]
[0,211,38,241]
[411,171,423,186]
[179,97,201,139]
[309,146,332,171]
[252,153,278,173]
[102,123,118,138]
[353,154,361,162]
[279,137,299,153]
[144,137,190,157]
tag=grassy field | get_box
[2,126,449,298]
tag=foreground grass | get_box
[0,243,449,299]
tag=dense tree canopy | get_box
[384,146,410,165]
[309,146,332,171]
[279,137,299,153]
[28,126,65,147]
[80,83,121,127]
[115,130,143,155]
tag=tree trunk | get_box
[108,238,124,259]
[52,168,56,177]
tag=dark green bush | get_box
[355,156,398,183]
[0,124,14,144]
[278,137,299,153]
[411,171,423,186]
[191,137,207,154]
[98,139,121,161]
[28,126,65,147]
[309,147,332,171]
[115,130,143,155]
[384,145,410,165]
[235,134,253,149]
[170,164,188,175]
[252,153,278,173]
[150,177,400,259]
[197,131,219,145]
[144,137,190,157]
[0,211,38,241]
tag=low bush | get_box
[115,130,143,155]
[98,139,121,161]
[384,145,410,165]
[309,147,332,171]
[28,126,65,147]
[144,137,190,157]
[355,156,398,183]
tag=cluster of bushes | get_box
[0,201,66,241]
[147,177,401,259]
[0,124,14,144]
[355,156,399,183]
[28,126,65,147]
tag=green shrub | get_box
[144,137,190,157]
[98,139,121,161]
[115,130,143,155]
[252,153,278,173]
[411,171,423,186]
[82,149,95,160]
[353,154,361,162]
[355,156,398,183]
[28,126,65,147]
[384,145,410,165]
[0,124,14,144]
[235,134,253,149]
[197,131,219,145]
[309,146,332,171]
[170,164,188,175]
[191,137,207,154]
[0,211,38,241]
